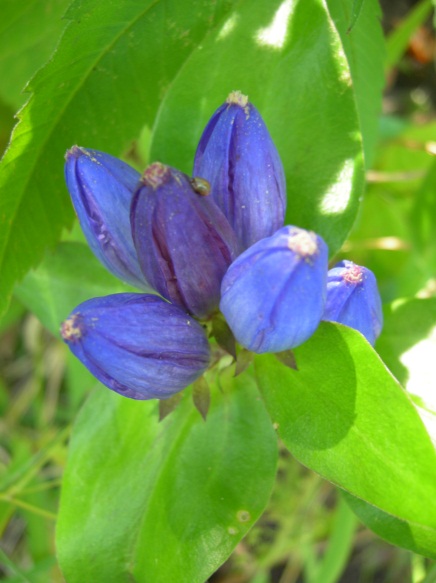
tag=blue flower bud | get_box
[220,226,328,353]
[323,260,383,345]
[65,147,149,289]
[60,294,211,400]
[193,91,286,250]
[130,162,240,320]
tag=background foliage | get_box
[1,0,436,581]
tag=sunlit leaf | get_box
[57,372,277,582]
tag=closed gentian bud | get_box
[65,146,149,290]
[323,260,383,345]
[131,162,239,320]
[220,226,328,353]
[193,90,286,250]
[60,294,211,400]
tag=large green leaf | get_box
[150,0,365,257]
[0,0,70,109]
[0,0,235,318]
[255,322,436,557]
[56,371,278,583]
[14,242,136,336]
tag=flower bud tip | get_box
[287,229,319,259]
[141,162,170,189]
[343,264,363,284]
[226,90,249,108]
[65,145,83,161]
[61,314,83,342]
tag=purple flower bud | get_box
[60,294,211,400]
[220,226,328,353]
[323,260,383,345]
[193,91,286,250]
[130,162,240,320]
[65,147,149,289]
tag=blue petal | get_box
[131,162,239,319]
[194,91,286,250]
[220,226,328,353]
[323,260,383,345]
[65,147,149,289]
[61,294,211,400]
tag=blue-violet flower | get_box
[193,91,286,250]
[130,162,239,320]
[323,260,383,345]
[61,293,211,400]
[65,146,148,289]
[220,226,328,353]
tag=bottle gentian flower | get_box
[193,90,286,250]
[131,162,240,320]
[65,146,148,289]
[220,226,328,353]
[323,260,383,345]
[61,294,211,400]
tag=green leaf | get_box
[0,0,70,109]
[376,297,436,393]
[411,158,436,255]
[0,0,235,317]
[14,242,135,336]
[345,0,365,33]
[56,371,278,582]
[376,297,436,446]
[385,0,434,72]
[255,322,436,556]
[150,0,365,256]
[326,0,385,167]
[303,495,356,583]
[343,491,436,560]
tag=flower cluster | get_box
[61,91,383,401]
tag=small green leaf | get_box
[386,0,433,72]
[158,393,184,422]
[255,322,436,555]
[192,376,211,420]
[57,371,278,583]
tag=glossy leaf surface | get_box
[255,322,436,555]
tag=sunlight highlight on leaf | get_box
[400,324,436,412]
[254,0,295,49]
[318,158,356,215]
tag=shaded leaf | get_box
[192,376,211,420]
[57,372,278,582]
[159,392,183,422]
